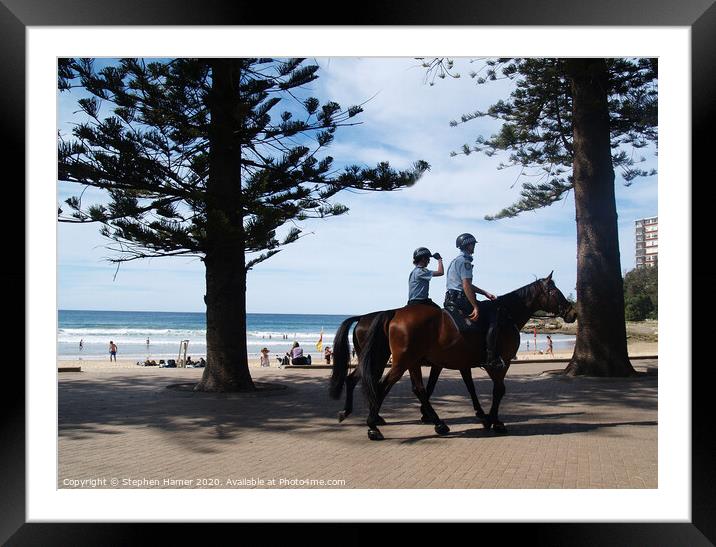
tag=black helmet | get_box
[456,233,477,250]
[413,247,432,262]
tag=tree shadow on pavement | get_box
[58,364,657,452]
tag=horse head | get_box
[537,271,577,323]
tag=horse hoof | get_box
[481,418,493,430]
[493,422,507,434]
[375,415,387,426]
[368,428,384,441]
[338,410,349,423]
[420,414,433,424]
[434,422,450,435]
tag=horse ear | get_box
[546,270,553,281]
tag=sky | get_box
[57,58,658,315]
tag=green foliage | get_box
[424,58,657,220]
[58,58,430,269]
[623,265,658,320]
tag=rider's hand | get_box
[486,292,497,300]
[469,306,479,321]
[432,252,442,260]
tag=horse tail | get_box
[359,310,396,411]
[329,315,363,400]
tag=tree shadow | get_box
[59,362,657,452]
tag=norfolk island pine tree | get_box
[422,58,657,376]
[58,58,429,391]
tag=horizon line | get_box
[58,309,356,316]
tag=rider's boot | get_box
[484,324,506,370]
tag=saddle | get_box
[443,299,512,336]
[444,305,486,334]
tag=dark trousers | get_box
[444,290,501,357]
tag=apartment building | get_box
[635,216,658,268]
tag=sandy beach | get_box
[59,340,657,371]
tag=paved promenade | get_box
[58,360,657,489]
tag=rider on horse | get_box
[443,233,506,370]
[407,247,444,307]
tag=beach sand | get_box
[59,340,657,371]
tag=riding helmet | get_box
[413,247,432,262]
[455,233,477,250]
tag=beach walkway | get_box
[58,360,657,489]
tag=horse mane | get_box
[496,278,542,305]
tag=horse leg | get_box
[366,366,405,441]
[486,370,508,433]
[420,365,443,423]
[338,367,359,423]
[459,367,489,427]
[409,367,450,435]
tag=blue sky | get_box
[57,58,658,314]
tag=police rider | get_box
[444,233,505,369]
[407,247,444,307]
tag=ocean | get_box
[57,309,576,361]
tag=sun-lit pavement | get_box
[58,360,657,489]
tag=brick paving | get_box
[58,360,657,489]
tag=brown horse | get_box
[330,309,480,425]
[355,273,577,440]
[329,275,577,428]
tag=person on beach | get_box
[259,347,270,367]
[109,341,117,362]
[324,346,333,365]
[288,341,311,366]
[545,335,554,357]
[444,232,503,370]
[407,247,444,307]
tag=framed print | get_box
[3,0,713,544]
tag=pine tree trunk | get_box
[564,59,637,377]
[195,59,255,392]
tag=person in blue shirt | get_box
[407,247,443,307]
[444,233,505,370]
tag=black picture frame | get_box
[3,1,711,544]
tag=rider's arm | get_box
[431,258,444,277]
[462,278,480,309]
[472,284,496,300]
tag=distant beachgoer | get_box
[545,335,554,357]
[324,346,333,365]
[260,347,270,368]
[109,341,117,362]
[289,341,311,366]
[526,340,529,350]
[79,339,84,351]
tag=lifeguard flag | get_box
[315,328,323,352]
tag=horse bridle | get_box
[541,282,572,319]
